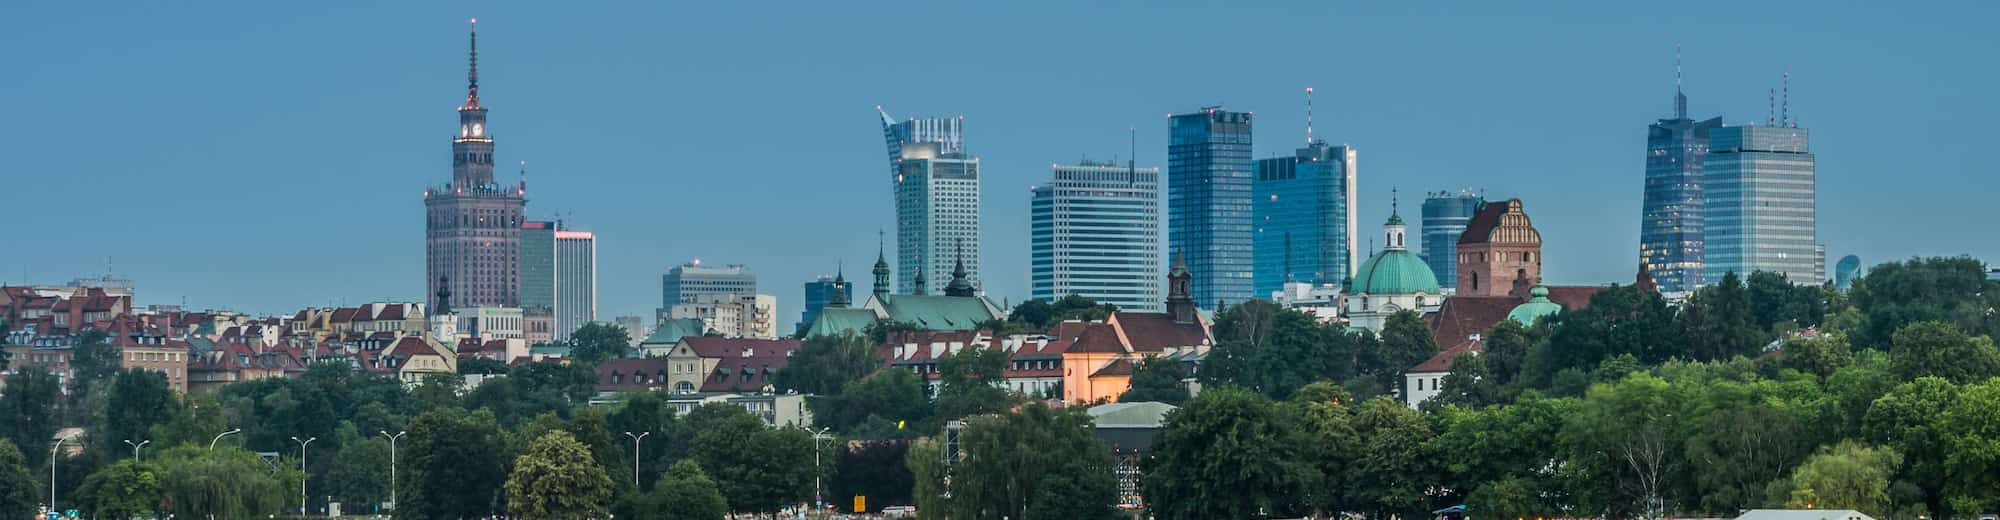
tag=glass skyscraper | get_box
[797,275,849,334]
[1253,141,1357,297]
[553,229,596,339]
[1169,107,1253,309]
[1420,191,1482,290]
[1641,84,1723,293]
[1703,125,1821,284]
[661,261,757,308]
[881,108,980,295]
[520,220,556,312]
[1032,161,1163,312]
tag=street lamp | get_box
[808,427,833,511]
[291,436,317,517]
[381,430,405,513]
[123,439,151,459]
[209,428,241,450]
[51,432,75,514]
[622,431,649,489]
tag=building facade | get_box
[1344,208,1444,333]
[666,294,779,340]
[1168,107,1254,309]
[1254,141,1357,297]
[797,275,850,335]
[1703,125,1821,284]
[1031,161,1163,312]
[894,142,982,296]
[1456,199,1543,297]
[660,261,757,308]
[1421,190,1483,290]
[520,220,556,312]
[554,229,596,339]
[1641,83,1724,294]
[425,21,525,309]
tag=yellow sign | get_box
[853,495,866,512]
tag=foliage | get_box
[811,368,931,436]
[567,322,633,364]
[933,346,1016,421]
[1430,395,1572,509]
[1774,333,1855,379]
[685,403,815,513]
[0,366,61,469]
[1200,300,1354,399]
[865,320,922,345]
[1747,270,1827,333]
[458,356,511,375]
[68,330,121,397]
[605,391,684,490]
[506,430,614,519]
[1008,294,1119,332]
[1863,376,1959,519]
[829,440,913,513]
[1145,386,1317,518]
[905,440,949,520]
[0,440,38,520]
[1776,440,1900,516]
[947,402,1118,520]
[1346,396,1437,520]
[1848,256,2000,349]
[1286,382,1356,513]
[98,368,179,462]
[1939,377,2000,513]
[76,458,163,518]
[1558,373,1684,518]
[399,408,507,519]
[774,333,880,395]
[1528,284,1677,384]
[1119,355,1190,404]
[1886,320,2000,384]
[325,423,390,510]
[632,460,729,520]
[1370,310,1440,397]
[1683,271,1765,361]
[152,445,294,518]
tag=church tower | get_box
[426,19,526,309]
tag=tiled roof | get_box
[702,347,795,393]
[1112,313,1209,352]
[805,307,880,338]
[1427,296,1519,345]
[375,304,407,321]
[679,337,802,359]
[387,337,442,359]
[1067,323,1127,354]
[877,294,999,331]
[595,358,671,391]
[1457,200,1506,245]
[329,308,358,323]
[1410,338,1484,374]
[642,318,705,345]
[1090,358,1135,377]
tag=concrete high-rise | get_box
[1641,57,1724,293]
[426,20,525,309]
[1254,133,1357,298]
[1169,107,1254,308]
[661,261,757,308]
[1421,190,1482,290]
[554,229,596,339]
[1703,124,1820,284]
[1031,160,1163,312]
[881,108,979,295]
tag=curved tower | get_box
[426,19,526,308]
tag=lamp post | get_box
[622,431,649,489]
[381,430,405,514]
[809,427,832,511]
[209,428,241,450]
[291,436,317,517]
[51,432,74,514]
[123,439,151,459]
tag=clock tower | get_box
[425,19,527,309]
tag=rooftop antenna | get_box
[1768,88,1776,126]
[1781,69,1791,127]
[1305,86,1315,144]
[1674,44,1687,119]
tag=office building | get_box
[1031,160,1163,312]
[892,142,981,295]
[1254,139,1357,298]
[1641,63,1724,293]
[1421,190,1483,290]
[426,20,525,308]
[554,229,596,339]
[1834,255,1861,292]
[520,220,556,342]
[797,275,850,335]
[666,294,779,340]
[1168,107,1254,308]
[1703,124,1820,284]
[661,261,757,308]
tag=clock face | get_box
[472,123,484,136]
[461,125,470,137]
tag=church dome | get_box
[1350,250,1441,295]
[1506,286,1563,325]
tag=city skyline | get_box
[6,2,1996,324]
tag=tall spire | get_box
[872,230,892,298]
[463,18,481,110]
[1305,86,1315,144]
[1673,44,1687,119]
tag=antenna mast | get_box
[1305,86,1315,144]
[1781,69,1791,127]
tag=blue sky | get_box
[4,1,1994,327]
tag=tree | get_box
[1200,300,1353,400]
[1371,311,1440,394]
[811,368,931,435]
[153,445,294,518]
[1346,397,1436,520]
[685,404,815,513]
[773,333,879,395]
[1119,356,1190,404]
[76,458,163,519]
[99,368,179,462]
[1886,320,2000,384]
[1433,351,1504,409]
[325,423,391,511]
[634,460,729,520]
[1848,256,2000,349]
[399,408,508,519]
[1683,272,1765,361]
[948,402,1118,520]
[933,346,1016,420]
[905,439,949,520]
[1863,376,1959,520]
[1048,294,1119,324]
[829,440,913,513]
[1939,377,2000,513]
[1008,299,1056,331]
[1747,270,1826,333]
[1530,285,1678,384]
[1560,373,1685,518]
[1774,332,1855,379]
[606,391,684,490]
[68,329,121,397]
[568,322,633,364]
[458,356,511,375]
[1431,395,1572,509]
[0,440,38,520]
[1145,386,1317,518]
[1287,382,1357,514]
[507,430,614,519]
[0,366,60,469]
[1775,441,1900,516]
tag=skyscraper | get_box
[1169,107,1254,308]
[797,274,851,334]
[1641,53,1724,293]
[521,220,556,312]
[426,20,525,309]
[1420,190,1482,290]
[1031,160,1163,312]
[1703,123,1820,284]
[882,108,980,295]
[554,229,596,338]
[661,261,757,308]
[1253,92,1357,299]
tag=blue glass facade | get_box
[1703,125,1821,284]
[1031,162,1163,312]
[1420,191,1482,290]
[796,276,849,334]
[1641,91,1723,294]
[1169,108,1253,309]
[1253,141,1356,297]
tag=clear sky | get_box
[5,1,1995,327]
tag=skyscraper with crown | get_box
[426,19,527,308]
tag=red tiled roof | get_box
[1090,358,1135,377]
[387,337,439,359]
[1410,338,1484,373]
[375,304,407,321]
[680,337,803,359]
[1457,201,1506,245]
[329,308,358,324]
[703,346,797,392]
[1067,323,1127,354]
[1427,296,1519,345]
[1112,313,1209,352]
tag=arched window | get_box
[1469,271,1481,291]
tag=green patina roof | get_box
[642,318,706,345]
[1351,250,1441,294]
[878,294,999,330]
[806,307,881,338]
[530,344,572,355]
[1507,286,1563,325]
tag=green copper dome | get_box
[1507,286,1563,325]
[1350,250,1440,295]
